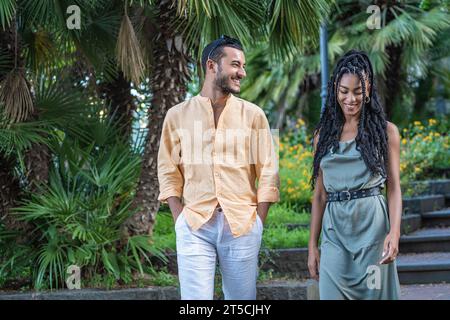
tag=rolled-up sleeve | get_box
[252,111,280,203]
[157,109,184,203]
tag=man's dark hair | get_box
[201,35,243,72]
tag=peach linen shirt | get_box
[157,94,280,237]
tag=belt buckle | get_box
[341,190,351,201]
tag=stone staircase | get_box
[397,181,450,287]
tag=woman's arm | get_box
[308,134,327,280]
[309,168,327,249]
[380,121,402,264]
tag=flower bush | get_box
[400,117,449,192]
[279,118,313,209]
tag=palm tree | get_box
[240,0,450,128]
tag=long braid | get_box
[311,50,389,189]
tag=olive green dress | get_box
[319,138,400,300]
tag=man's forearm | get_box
[167,196,183,219]
[257,202,272,223]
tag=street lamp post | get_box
[320,22,329,116]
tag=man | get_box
[157,35,279,300]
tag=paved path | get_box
[400,283,450,300]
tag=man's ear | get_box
[206,59,217,74]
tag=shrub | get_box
[279,118,313,209]
[400,117,449,194]
[1,140,166,290]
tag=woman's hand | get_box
[379,232,400,264]
[308,245,321,281]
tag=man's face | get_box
[213,47,246,94]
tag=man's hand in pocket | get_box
[167,196,184,223]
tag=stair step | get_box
[397,252,450,284]
[401,214,421,235]
[422,208,450,227]
[400,227,450,253]
[403,195,445,215]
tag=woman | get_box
[308,50,402,299]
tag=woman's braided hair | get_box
[311,49,388,189]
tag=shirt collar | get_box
[195,93,235,106]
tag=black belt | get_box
[326,186,382,202]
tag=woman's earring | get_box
[365,96,370,104]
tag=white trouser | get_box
[175,207,263,300]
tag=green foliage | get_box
[177,0,331,66]
[0,0,15,29]
[278,119,314,209]
[265,203,310,227]
[262,226,310,249]
[1,106,166,290]
[152,211,176,252]
[400,117,450,195]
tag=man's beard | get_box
[215,71,240,95]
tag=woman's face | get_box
[337,73,370,117]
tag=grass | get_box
[265,203,311,226]
[262,226,310,249]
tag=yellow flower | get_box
[414,167,421,173]
[434,132,440,137]
[401,138,407,145]
[287,178,293,185]
[414,121,421,126]
[428,119,437,125]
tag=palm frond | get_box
[175,0,265,62]
[267,0,331,59]
[117,12,145,85]
[0,114,47,156]
[0,0,16,29]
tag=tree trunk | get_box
[100,71,136,139]
[0,25,48,234]
[123,0,190,237]
[24,140,51,194]
[383,44,403,120]
[0,154,22,230]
